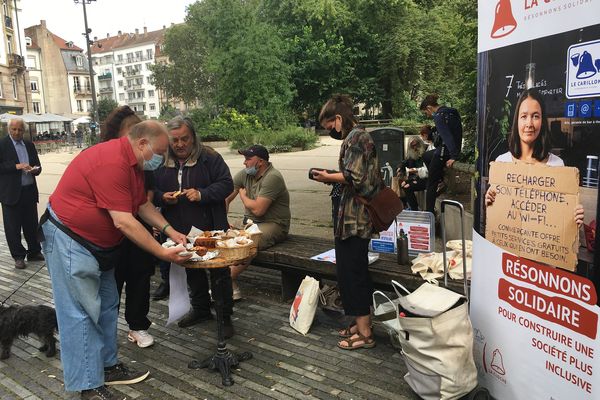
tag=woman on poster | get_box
[485,88,584,225]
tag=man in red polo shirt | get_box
[40,120,191,400]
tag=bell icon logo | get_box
[491,0,517,39]
[491,349,506,375]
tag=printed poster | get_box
[471,233,600,398]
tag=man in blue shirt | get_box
[0,118,44,269]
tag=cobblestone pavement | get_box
[0,140,425,399]
[0,228,417,399]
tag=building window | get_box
[119,93,125,101]
[26,55,36,69]
[2,1,8,17]
[146,49,153,59]
[86,100,93,111]
[147,77,152,84]
[128,92,134,100]
[0,81,3,98]
[126,52,133,63]
[30,80,38,92]
[135,77,143,85]
[25,37,32,46]
[12,77,17,99]
[135,50,143,60]
[76,100,83,112]
[73,76,81,91]
[148,90,154,98]
[117,54,123,62]
[32,101,41,114]
[85,77,91,91]
[136,91,144,99]
[149,103,156,111]
[118,80,123,87]
[7,35,12,54]
[127,79,133,87]
[145,62,151,70]
[117,67,122,74]
[75,55,83,67]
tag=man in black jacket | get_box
[0,118,44,269]
[419,94,463,213]
[153,117,235,337]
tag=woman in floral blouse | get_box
[312,94,381,350]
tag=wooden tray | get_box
[183,247,257,269]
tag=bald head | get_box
[128,120,168,141]
[8,118,25,141]
[127,120,169,170]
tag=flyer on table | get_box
[474,1,599,398]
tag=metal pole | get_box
[13,0,29,113]
[79,0,98,137]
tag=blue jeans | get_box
[41,207,118,392]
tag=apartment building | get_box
[0,0,30,114]
[24,20,93,117]
[25,34,45,114]
[91,27,164,119]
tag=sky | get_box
[20,0,197,49]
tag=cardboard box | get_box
[485,162,580,271]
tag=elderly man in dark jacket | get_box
[153,116,235,338]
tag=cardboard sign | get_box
[485,162,580,271]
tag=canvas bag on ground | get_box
[396,282,477,400]
[289,276,320,335]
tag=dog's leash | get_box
[0,263,47,306]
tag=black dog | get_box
[0,304,58,360]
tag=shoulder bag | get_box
[356,184,403,233]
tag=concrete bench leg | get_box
[280,270,304,302]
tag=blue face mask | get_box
[245,165,258,176]
[143,144,164,171]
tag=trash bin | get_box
[370,127,404,186]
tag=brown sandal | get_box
[338,322,358,338]
[337,333,376,350]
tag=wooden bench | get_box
[252,234,466,301]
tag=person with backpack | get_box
[419,94,463,213]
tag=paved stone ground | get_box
[0,139,478,399]
[0,226,420,400]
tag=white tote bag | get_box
[289,276,320,335]
[396,282,477,400]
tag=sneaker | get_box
[81,385,126,400]
[104,363,149,386]
[14,259,26,269]
[232,281,242,301]
[177,309,213,328]
[152,282,169,300]
[127,330,154,348]
[27,252,45,262]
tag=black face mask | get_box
[329,128,342,140]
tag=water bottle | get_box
[397,229,409,265]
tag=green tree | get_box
[152,0,293,127]
[94,98,119,124]
[150,23,214,108]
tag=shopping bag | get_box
[289,276,320,335]
[319,284,344,313]
[396,282,477,400]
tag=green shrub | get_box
[390,118,422,135]
[271,126,318,150]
